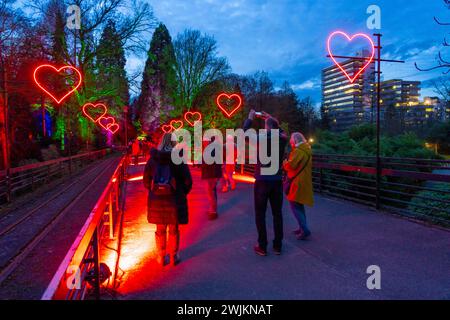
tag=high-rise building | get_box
[380,79,421,130]
[380,79,421,108]
[322,50,375,131]
[404,96,449,127]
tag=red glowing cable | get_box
[327,31,375,83]
[33,64,82,104]
[82,103,108,123]
[216,93,243,118]
[184,111,202,126]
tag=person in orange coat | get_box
[283,132,314,240]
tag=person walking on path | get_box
[132,139,141,165]
[201,136,223,220]
[243,110,288,256]
[222,134,237,193]
[144,133,193,266]
[283,132,314,240]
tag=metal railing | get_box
[239,154,450,224]
[313,154,450,224]
[41,154,129,300]
[0,149,111,204]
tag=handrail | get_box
[0,149,111,204]
[241,153,450,225]
[41,154,129,300]
[9,149,109,174]
[314,153,450,164]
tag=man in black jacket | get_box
[243,110,288,256]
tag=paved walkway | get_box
[116,164,450,300]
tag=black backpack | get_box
[151,163,175,196]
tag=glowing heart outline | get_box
[327,31,375,83]
[161,124,173,133]
[82,103,108,123]
[170,120,184,131]
[216,93,243,118]
[184,111,202,126]
[98,116,116,130]
[33,64,82,104]
[107,123,120,134]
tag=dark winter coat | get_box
[144,149,193,225]
[201,141,223,180]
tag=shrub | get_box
[408,183,450,220]
[41,144,61,161]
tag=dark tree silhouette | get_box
[135,23,177,132]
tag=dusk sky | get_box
[125,0,449,105]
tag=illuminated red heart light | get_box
[216,93,243,118]
[184,111,202,126]
[33,64,82,104]
[82,103,108,123]
[161,124,173,133]
[170,120,184,130]
[327,31,375,83]
[98,116,116,130]
[107,123,120,134]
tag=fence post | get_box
[115,182,119,212]
[108,192,113,239]
[319,168,323,194]
[6,168,11,203]
[68,156,72,176]
[31,172,35,191]
[376,157,381,210]
[92,227,101,300]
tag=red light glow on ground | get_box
[113,168,219,295]
[127,175,143,182]
[232,173,255,184]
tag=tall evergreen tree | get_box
[50,1,68,64]
[96,19,130,113]
[136,23,177,132]
[48,1,70,150]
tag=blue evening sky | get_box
[125,0,449,105]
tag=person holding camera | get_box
[243,110,288,256]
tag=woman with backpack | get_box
[143,133,193,266]
[283,132,314,240]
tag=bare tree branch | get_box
[174,29,231,108]
[417,0,450,74]
[434,16,450,26]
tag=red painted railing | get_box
[41,154,129,300]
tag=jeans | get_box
[254,180,284,250]
[289,201,310,235]
[206,178,219,213]
[155,224,179,258]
